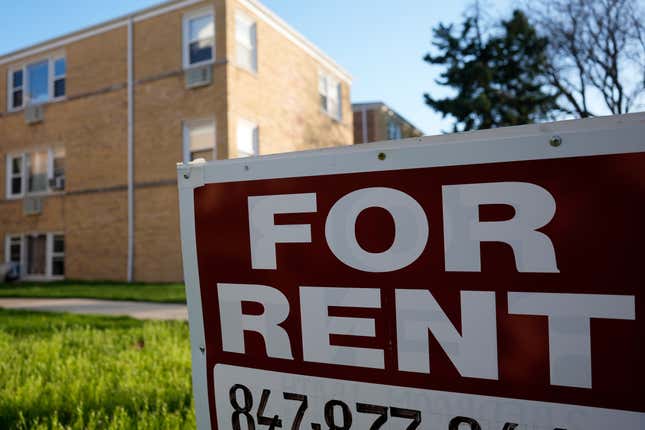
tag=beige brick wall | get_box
[0,0,352,283]
[134,185,182,282]
[226,0,352,158]
[65,191,128,281]
[67,27,128,96]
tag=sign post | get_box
[178,113,645,430]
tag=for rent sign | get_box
[178,114,645,430]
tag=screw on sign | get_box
[178,114,645,430]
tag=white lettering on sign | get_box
[248,193,316,270]
[217,284,637,389]
[396,290,498,379]
[324,187,429,272]
[442,182,559,273]
[248,182,558,273]
[508,293,636,388]
[234,183,638,389]
[218,283,293,359]
[300,286,384,368]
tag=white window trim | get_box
[236,117,259,158]
[7,54,67,112]
[52,55,67,102]
[5,148,65,200]
[182,7,216,70]
[182,118,217,162]
[5,234,23,265]
[6,153,25,199]
[5,232,64,281]
[50,233,65,278]
[235,10,258,73]
[319,71,342,121]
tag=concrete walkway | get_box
[0,298,187,320]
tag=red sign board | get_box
[178,114,645,430]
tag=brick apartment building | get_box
[353,102,422,144]
[0,0,353,282]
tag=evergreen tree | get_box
[424,10,559,132]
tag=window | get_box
[11,70,23,109]
[52,148,66,184]
[53,57,66,99]
[184,120,215,162]
[7,154,25,198]
[6,235,22,278]
[236,118,259,158]
[27,151,49,193]
[5,233,64,280]
[8,55,67,110]
[27,61,49,104]
[6,148,65,198]
[51,235,65,276]
[319,73,342,120]
[387,118,402,140]
[235,11,257,72]
[183,10,215,68]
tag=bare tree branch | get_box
[526,0,645,116]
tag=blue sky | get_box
[0,0,514,135]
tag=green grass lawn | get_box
[0,309,194,429]
[0,281,186,303]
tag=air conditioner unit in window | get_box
[185,65,213,89]
[23,197,43,215]
[24,104,44,125]
[48,176,65,191]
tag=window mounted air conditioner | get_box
[23,196,43,215]
[48,176,65,191]
[24,104,44,125]
[185,64,213,89]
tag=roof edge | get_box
[237,0,352,83]
[0,0,353,83]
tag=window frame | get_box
[235,10,258,73]
[318,71,342,121]
[387,118,403,140]
[50,233,65,277]
[4,232,64,281]
[182,119,217,162]
[52,56,66,101]
[182,8,216,70]
[5,148,66,199]
[6,153,26,198]
[7,54,67,112]
[236,118,259,158]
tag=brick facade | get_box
[352,102,422,144]
[0,0,352,282]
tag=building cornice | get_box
[0,0,352,84]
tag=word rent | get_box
[217,182,635,390]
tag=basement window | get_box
[183,9,215,68]
[4,233,64,280]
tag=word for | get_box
[247,183,560,273]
